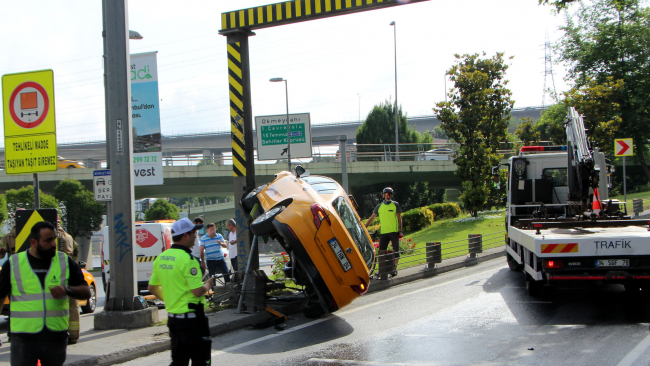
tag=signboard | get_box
[15,209,58,253]
[131,52,163,185]
[615,138,633,157]
[93,169,112,201]
[254,113,312,160]
[2,70,57,174]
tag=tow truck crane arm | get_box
[565,107,600,214]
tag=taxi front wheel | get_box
[242,184,268,213]
[251,206,285,236]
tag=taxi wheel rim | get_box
[90,285,96,310]
[253,207,281,224]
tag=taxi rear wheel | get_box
[302,287,326,319]
[81,284,97,313]
[242,184,268,213]
[251,206,285,236]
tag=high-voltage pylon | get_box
[542,33,557,108]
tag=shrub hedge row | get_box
[364,202,462,235]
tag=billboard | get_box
[131,52,163,185]
[254,113,312,161]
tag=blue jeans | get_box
[207,259,230,282]
[11,333,67,366]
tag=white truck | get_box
[499,107,650,297]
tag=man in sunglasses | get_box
[365,187,402,275]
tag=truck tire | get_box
[525,273,543,297]
[507,253,524,272]
[250,206,285,236]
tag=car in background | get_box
[416,148,453,161]
[58,156,85,169]
[242,166,374,318]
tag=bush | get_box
[402,207,434,233]
[428,203,461,220]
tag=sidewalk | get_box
[0,248,505,366]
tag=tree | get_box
[434,53,514,216]
[515,117,541,146]
[5,186,59,226]
[539,0,579,11]
[145,199,180,221]
[0,195,7,229]
[536,104,567,144]
[432,125,449,140]
[557,0,650,179]
[54,179,104,239]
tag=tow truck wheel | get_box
[525,273,543,297]
[507,254,523,272]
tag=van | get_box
[101,220,174,293]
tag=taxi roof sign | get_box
[2,70,58,175]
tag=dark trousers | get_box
[207,259,230,282]
[230,257,238,272]
[11,334,67,366]
[168,316,212,366]
[379,232,400,258]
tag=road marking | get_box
[211,264,503,357]
[306,358,433,365]
[617,333,650,366]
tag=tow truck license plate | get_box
[595,259,629,267]
[328,238,352,272]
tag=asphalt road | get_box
[114,258,650,366]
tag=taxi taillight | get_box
[351,278,369,295]
[311,203,330,229]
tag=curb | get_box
[367,248,506,293]
[68,250,506,365]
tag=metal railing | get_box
[373,231,506,280]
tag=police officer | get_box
[148,218,214,366]
[0,221,91,365]
[365,187,403,274]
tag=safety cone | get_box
[593,189,602,214]
[37,361,41,366]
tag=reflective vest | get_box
[9,251,70,334]
[378,201,399,234]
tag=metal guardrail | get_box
[373,231,506,280]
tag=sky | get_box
[0,0,571,146]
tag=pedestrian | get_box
[192,217,206,275]
[0,221,91,366]
[226,219,238,272]
[57,218,81,345]
[148,217,214,366]
[200,223,230,282]
[365,187,403,275]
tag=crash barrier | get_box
[374,231,506,278]
[633,199,644,216]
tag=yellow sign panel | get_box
[5,134,58,174]
[614,138,633,157]
[2,69,57,174]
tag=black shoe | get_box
[391,270,398,277]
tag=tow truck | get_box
[497,107,650,297]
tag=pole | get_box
[101,0,141,311]
[623,156,627,206]
[340,137,348,192]
[33,173,40,209]
[358,94,361,121]
[285,80,291,172]
[393,22,399,162]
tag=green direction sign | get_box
[255,113,312,160]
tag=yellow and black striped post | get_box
[226,31,259,272]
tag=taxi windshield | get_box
[332,196,374,269]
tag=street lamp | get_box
[390,21,399,161]
[270,78,291,171]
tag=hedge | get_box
[402,207,435,233]
[428,203,461,220]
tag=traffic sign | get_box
[255,113,312,160]
[2,70,57,174]
[93,170,112,201]
[615,138,633,157]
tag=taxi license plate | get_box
[328,238,352,272]
[595,259,630,267]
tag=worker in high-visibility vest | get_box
[148,218,214,366]
[0,221,91,366]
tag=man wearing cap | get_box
[148,218,214,366]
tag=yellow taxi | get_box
[57,156,85,169]
[242,166,374,318]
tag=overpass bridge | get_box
[0,160,460,199]
[5,107,545,166]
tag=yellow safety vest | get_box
[9,251,70,334]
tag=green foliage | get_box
[432,126,449,140]
[434,52,514,217]
[539,0,578,11]
[515,117,541,146]
[557,0,650,178]
[428,203,461,220]
[0,195,7,228]
[270,252,289,280]
[144,199,180,221]
[537,104,567,144]
[54,179,104,239]
[5,186,59,226]
[401,207,434,233]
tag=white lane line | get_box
[306,358,433,365]
[211,265,502,357]
[617,333,650,366]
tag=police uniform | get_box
[149,244,211,365]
